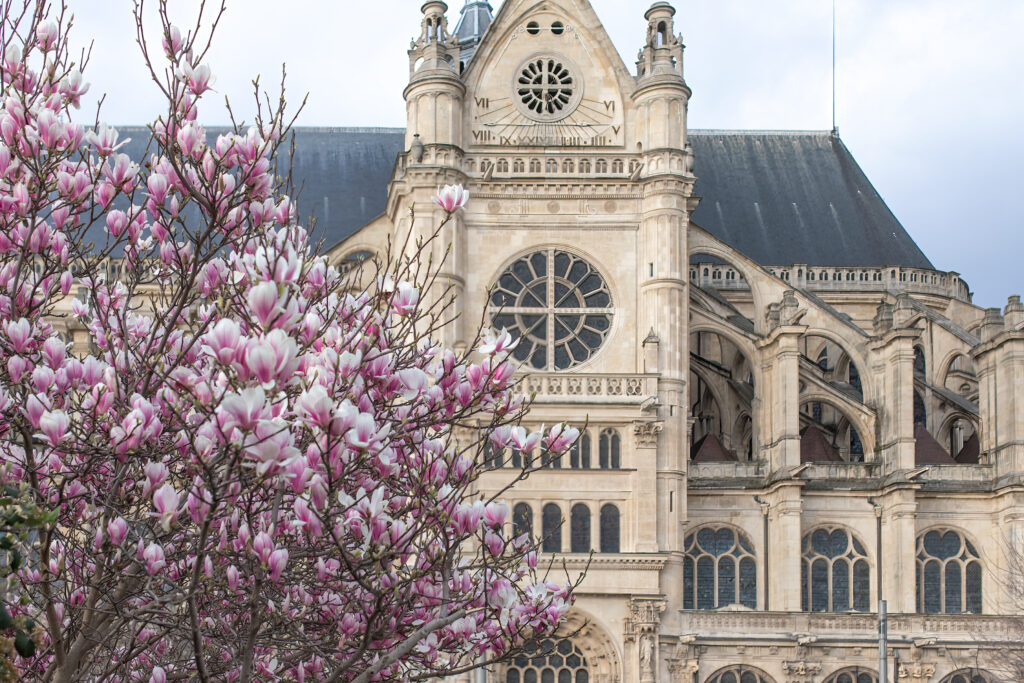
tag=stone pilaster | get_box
[756,324,806,472]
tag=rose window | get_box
[513,55,582,121]
[490,249,612,371]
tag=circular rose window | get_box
[490,249,612,370]
[512,54,583,122]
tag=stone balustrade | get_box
[682,610,1016,639]
[518,372,658,404]
[690,260,971,303]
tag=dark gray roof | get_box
[688,130,933,269]
[107,126,933,268]
[455,0,494,65]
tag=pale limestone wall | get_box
[321,0,1024,681]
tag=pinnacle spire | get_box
[453,0,493,69]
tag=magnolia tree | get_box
[0,1,579,680]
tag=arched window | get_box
[913,390,927,426]
[562,159,574,173]
[705,666,774,683]
[801,527,870,612]
[940,670,993,683]
[514,158,525,173]
[513,503,533,540]
[507,639,589,683]
[611,159,624,173]
[497,159,509,173]
[579,159,591,173]
[339,250,373,275]
[823,668,878,683]
[599,429,620,469]
[683,527,757,610]
[599,504,620,553]
[530,158,541,173]
[917,529,982,614]
[546,158,558,173]
[570,504,590,553]
[914,346,926,376]
[570,432,591,468]
[542,504,562,553]
[595,159,608,173]
[483,441,504,469]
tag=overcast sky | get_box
[70,1,1023,308]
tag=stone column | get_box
[755,324,806,472]
[868,308,920,473]
[878,485,918,613]
[764,481,804,611]
[972,300,1024,476]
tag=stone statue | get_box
[640,636,653,680]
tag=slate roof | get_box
[107,126,934,269]
[800,425,843,463]
[691,433,738,462]
[914,424,956,464]
[688,131,933,269]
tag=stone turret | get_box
[405,2,465,150]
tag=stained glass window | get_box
[513,503,533,540]
[705,666,773,683]
[570,504,590,553]
[823,667,877,683]
[569,432,591,469]
[683,527,757,610]
[801,527,870,612]
[506,639,589,683]
[490,249,613,371]
[542,504,562,554]
[916,529,982,614]
[598,429,620,469]
[599,504,620,554]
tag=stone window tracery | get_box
[823,668,878,683]
[530,158,542,173]
[705,665,774,683]
[801,527,870,612]
[683,527,757,610]
[490,249,613,371]
[598,428,621,469]
[916,529,982,614]
[569,432,591,468]
[506,639,589,683]
[514,158,525,172]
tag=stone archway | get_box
[492,611,622,683]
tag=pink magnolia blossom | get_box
[143,543,166,575]
[432,183,468,213]
[152,483,180,531]
[0,4,575,679]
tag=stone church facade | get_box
[324,1,1024,682]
